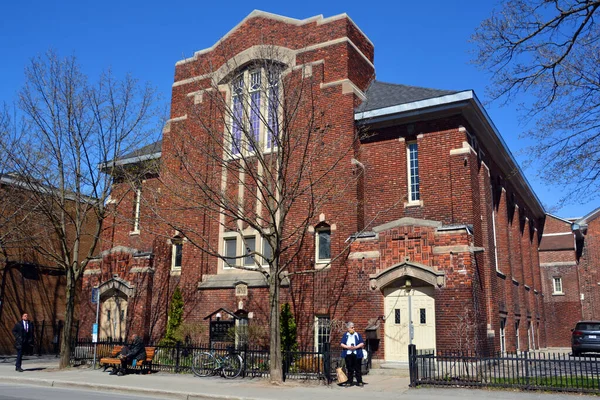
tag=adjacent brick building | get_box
[540,208,600,347]
[80,11,553,361]
[0,174,81,354]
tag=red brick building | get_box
[79,11,550,361]
[540,208,600,347]
[0,174,83,354]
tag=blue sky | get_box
[1,0,596,218]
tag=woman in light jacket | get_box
[340,321,365,387]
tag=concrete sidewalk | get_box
[1,356,599,400]
[0,356,411,400]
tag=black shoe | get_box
[116,371,124,376]
[357,382,364,387]
[16,368,24,372]
[108,370,117,375]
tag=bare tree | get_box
[149,45,373,382]
[472,0,600,204]
[2,51,161,368]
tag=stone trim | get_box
[99,246,138,257]
[372,217,441,233]
[348,251,380,260]
[175,11,373,66]
[129,267,155,274]
[450,142,477,156]
[320,79,367,101]
[173,37,373,88]
[83,269,101,276]
[432,245,484,255]
[369,260,445,290]
[163,115,188,133]
[98,277,135,298]
[540,262,577,267]
[198,272,290,289]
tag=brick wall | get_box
[78,12,550,359]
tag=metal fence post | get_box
[524,351,529,388]
[323,342,331,384]
[175,342,181,373]
[282,346,287,382]
[408,344,417,387]
[242,344,248,378]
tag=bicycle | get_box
[192,348,243,378]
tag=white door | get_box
[384,286,435,361]
[100,296,128,340]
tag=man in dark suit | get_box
[12,313,34,372]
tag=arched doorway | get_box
[100,293,128,340]
[96,276,135,341]
[369,259,445,362]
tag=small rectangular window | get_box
[316,228,331,263]
[244,236,256,266]
[315,316,331,353]
[224,236,237,267]
[132,188,141,232]
[407,142,420,202]
[515,320,520,351]
[553,277,563,294]
[420,308,426,324]
[500,318,506,354]
[172,241,183,270]
[262,238,272,264]
[395,309,401,324]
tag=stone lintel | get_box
[348,251,380,260]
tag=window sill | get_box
[129,230,140,236]
[404,200,423,208]
[552,292,565,296]
[170,269,181,276]
[315,260,331,268]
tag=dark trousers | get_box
[345,354,363,384]
[15,348,23,369]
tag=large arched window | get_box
[229,65,280,157]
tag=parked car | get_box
[571,321,600,356]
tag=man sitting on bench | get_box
[111,334,146,376]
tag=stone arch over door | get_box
[97,277,135,341]
[370,260,445,362]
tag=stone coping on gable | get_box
[198,272,290,290]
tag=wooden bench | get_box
[100,345,156,375]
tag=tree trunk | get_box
[268,274,282,383]
[59,269,76,369]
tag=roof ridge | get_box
[372,79,457,93]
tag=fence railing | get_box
[70,340,345,381]
[408,344,600,393]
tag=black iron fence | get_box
[408,344,600,393]
[70,339,352,381]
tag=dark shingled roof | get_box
[356,80,459,113]
[118,140,162,161]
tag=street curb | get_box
[0,376,260,400]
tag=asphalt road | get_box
[0,384,168,400]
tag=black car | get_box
[572,321,600,356]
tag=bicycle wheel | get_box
[221,353,243,378]
[192,352,218,377]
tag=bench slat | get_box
[100,345,156,371]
